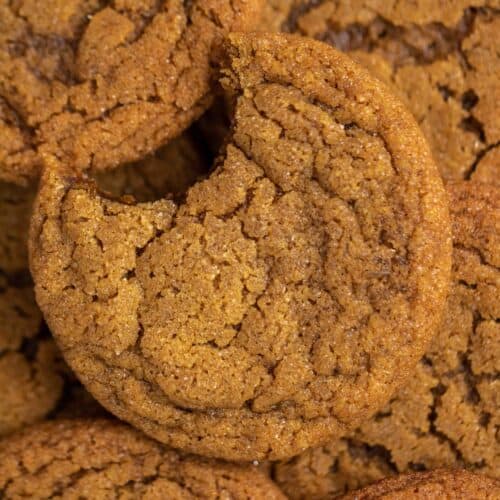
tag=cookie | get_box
[0,0,264,184]
[274,181,499,498]
[341,469,500,499]
[95,129,211,202]
[0,180,105,434]
[30,33,451,461]
[284,2,499,182]
[0,419,285,499]
[0,181,63,435]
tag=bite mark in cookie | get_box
[30,33,451,461]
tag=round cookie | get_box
[340,469,500,499]
[283,2,500,182]
[30,33,451,461]
[274,181,499,498]
[0,0,264,185]
[0,419,285,499]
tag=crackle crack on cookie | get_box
[0,181,62,436]
[30,33,451,461]
[340,469,500,499]
[0,419,286,499]
[0,0,264,184]
[0,180,105,435]
[283,2,500,181]
[273,181,500,499]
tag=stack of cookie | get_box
[0,2,498,499]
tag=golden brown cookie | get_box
[0,181,104,434]
[0,181,63,435]
[0,0,264,185]
[30,33,450,461]
[0,419,285,499]
[284,2,499,182]
[274,181,499,498]
[340,469,500,499]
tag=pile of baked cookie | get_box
[0,1,498,498]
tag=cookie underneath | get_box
[0,0,264,184]
[284,1,499,182]
[0,419,285,499]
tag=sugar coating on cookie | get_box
[0,0,264,184]
[340,469,500,499]
[30,33,451,461]
[0,181,104,434]
[284,2,499,182]
[274,181,500,498]
[0,419,285,499]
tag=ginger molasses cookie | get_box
[0,419,285,499]
[0,0,263,185]
[284,2,499,182]
[0,182,63,435]
[341,469,500,500]
[274,181,499,498]
[30,33,451,461]
[0,181,104,434]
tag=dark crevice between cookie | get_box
[44,360,108,421]
[18,322,51,362]
[92,126,214,205]
[0,268,33,289]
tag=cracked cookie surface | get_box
[0,0,263,184]
[0,181,104,435]
[284,2,500,182]
[0,419,285,499]
[274,181,500,498]
[30,33,450,461]
[341,469,500,499]
[0,181,64,436]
